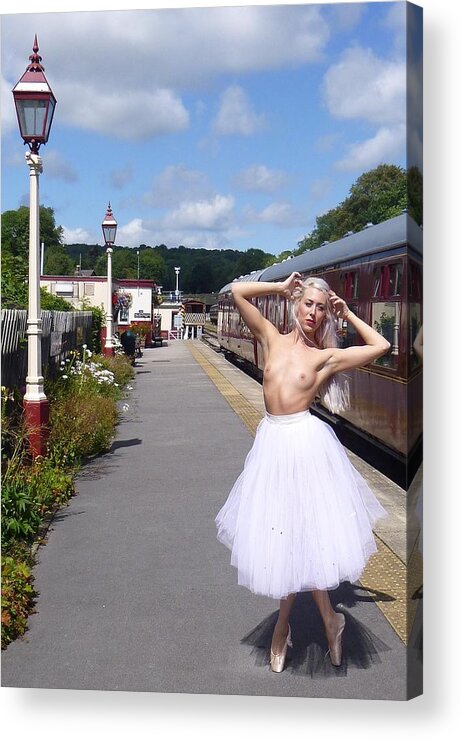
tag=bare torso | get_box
[262,332,332,415]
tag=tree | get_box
[295,164,409,255]
[40,287,72,311]
[139,249,167,284]
[1,205,64,308]
[44,245,75,275]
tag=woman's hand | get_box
[328,290,350,319]
[279,272,303,299]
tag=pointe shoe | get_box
[328,613,345,667]
[270,626,292,673]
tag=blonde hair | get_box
[291,276,338,349]
[290,276,350,414]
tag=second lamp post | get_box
[102,203,117,356]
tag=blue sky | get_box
[1,1,422,255]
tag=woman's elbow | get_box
[377,339,391,356]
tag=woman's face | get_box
[297,287,328,336]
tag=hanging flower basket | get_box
[112,291,133,320]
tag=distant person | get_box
[215,273,389,672]
[120,329,136,365]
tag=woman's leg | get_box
[271,593,297,654]
[312,589,345,663]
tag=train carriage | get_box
[217,213,423,489]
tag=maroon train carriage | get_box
[217,213,423,489]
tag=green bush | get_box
[40,288,72,311]
[29,457,75,518]
[1,555,37,649]
[1,477,42,546]
[96,352,135,388]
[48,392,118,464]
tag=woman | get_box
[215,272,389,672]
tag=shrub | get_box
[96,353,135,388]
[48,392,118,464]
[1,477,42,546]
[1,555,37,649]
[28,457,75,518]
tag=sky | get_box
[1,1,422,256]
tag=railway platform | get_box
[1,340,422,700]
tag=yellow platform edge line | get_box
[187,341,420,646]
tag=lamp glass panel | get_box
[103,226,117,244]
[44,99,55,139]
[16,99,47,139]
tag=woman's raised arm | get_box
[231,272,302,344]
[325,290,391,373]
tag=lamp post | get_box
[174,266,181,302]
[12,36,56,458]
[102,202,117,356]
[137,249,140,296]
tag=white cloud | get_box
[59,85,189,140]
[115,216,245,250]
[335,124,406,172]
[2,7,329,141]
[163,195,235,231]
[1,74,17,135]
[383,2,407,52]
[62,226,91,244]
[233,165,288,193]
[326,3,365,33]
[212,85,265,137]
[244,202,303,227]
[117,218,151,247]
[144,165,213,208]
[323,47,406,126]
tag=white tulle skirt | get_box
[215,410,387,600]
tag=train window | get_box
[373,262,403,298]
[372,301,401,369]
[409,263,422,299]
[389,264,402,296]
[339,304,358,348]
[341,271,359,301]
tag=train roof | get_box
[219,268,267,294]
[260,213,422,283]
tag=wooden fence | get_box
[1,310,93,390]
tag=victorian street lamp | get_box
[174,266,181,302]
[102,202,117,356]
[12,35,56,457]
[137,249,140,295]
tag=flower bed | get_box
[1,348,135,649]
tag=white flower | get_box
[62,374,68,379]
[82,344,87,349]
[126,385,133,390]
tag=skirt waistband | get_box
[265,410,311,424]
